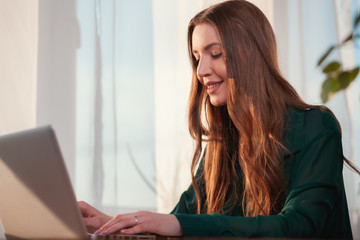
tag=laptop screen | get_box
[0,126,88,239]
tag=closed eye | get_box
[212,53,223,59]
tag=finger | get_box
[95,215,124,234]
[78,201,89,209]
[84,217,101,229]
[112,215,146,235]
[96,222,125,235]
[121,224,145,235]
[106,221,130,235]
[97,214,137,235]
[101,215,123,229]
[78,201,91,216]
[82,217,100,233]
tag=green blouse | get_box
[171,108,353,238]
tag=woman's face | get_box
[192,23,229,106]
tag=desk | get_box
[1,235,355,240]
[2,238,355,240]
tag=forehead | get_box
[192,23,221,51]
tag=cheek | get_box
[221,68,228,79]
[218,60,228,79]
[197,76,204,86]
[222,79,229,96]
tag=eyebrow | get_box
[192,42,222,54]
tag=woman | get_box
[79,0,359,238]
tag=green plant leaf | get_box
[321,67,359,103]
[338,71,351,89]
[317,46,335,66]
[321,77,338,103]
[318,12,360,102]
[321,79,331,103]
[322,61,341,73]
[350,67,359,80]
[338,68,360,90]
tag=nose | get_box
[197,57,212,79]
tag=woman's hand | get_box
[94,211,182,237]
[78,201,112,233]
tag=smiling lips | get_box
[205,81,223,94]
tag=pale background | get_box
[0,0,359,238]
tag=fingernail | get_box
[101,229,109,235]
[121,229,128,234]
[94,229,101,235]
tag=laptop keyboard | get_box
[88,233,157,240]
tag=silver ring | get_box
[134,215,139,225]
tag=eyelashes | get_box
[193,53,223,66]
[211,53,223,59]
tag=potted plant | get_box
[318,12,360,103]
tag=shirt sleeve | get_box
[170,184,197,214]
[172,127,347,237]
[170,157,205,215]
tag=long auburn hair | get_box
[187,0,359,217]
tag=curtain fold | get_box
[0,0,38,136]
[75,0,156,214]
[0,1,39,237]
[153,0,198,213]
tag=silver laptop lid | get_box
[0,126,87,239]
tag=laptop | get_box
[0,126,156,240]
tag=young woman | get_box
[79,0,359,238]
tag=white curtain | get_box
[332,0,360,237]
[0,0,359,237]
[0,2,38,238]
[75,0,157,214]
[0,0,38,136]
[0,1,38,237]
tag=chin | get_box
[210,98,226,107]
